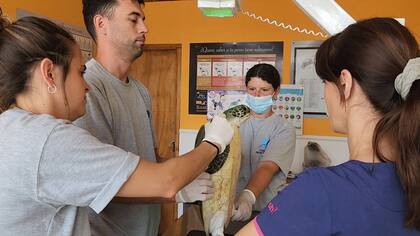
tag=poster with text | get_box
[273,85,304,135]
[207,85,303,135]
[291,41,326,117]
[190,42,283,114]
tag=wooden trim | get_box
[142,44,183,235]
[175,46,181,156]
[144,44,181,50]
[142,43,182,157]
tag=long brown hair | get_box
[0,9,75,113]
[315,18,420,229]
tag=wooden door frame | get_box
[143,44,182,157]
[142,44,184,235]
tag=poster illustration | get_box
[190,42,283,114]
[207,85,304,135]
[291,41,326,116]
[272,85,304,135]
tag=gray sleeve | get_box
[262,122,296,175]
[37,123,139,213]
[74,84,114,145]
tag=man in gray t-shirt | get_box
[77,1,160,235]
[77,1,214,235]
[75,59,161,235]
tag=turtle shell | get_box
[194,105,250,174]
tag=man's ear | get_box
[339,69,353,101]
[39,58,56,87]
[93,14,107,36]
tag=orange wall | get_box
[142,0,420,136]
[3,0,419,136]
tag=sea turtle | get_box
[195,104,250,174]
[194,104,250,235]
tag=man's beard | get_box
[133,48,143,60]
[131,45,144,61]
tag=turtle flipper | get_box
[194,124,230,174]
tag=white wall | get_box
[291,135,349,173]
[179,129,349,173]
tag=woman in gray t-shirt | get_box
[0,14,232,236]
[231,63,296,223]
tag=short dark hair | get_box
[245,63,281,90]
[82,0,145,41]
[0,11,75,113]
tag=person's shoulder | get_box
[3,108,64,128]
[296,166,330,181]
[273,167,330,205]
[294,165,347,189]
[0,109,72,143]
[83,59,109,90]
[268,114,295,135]
[130,77,148,91]
[130,78,152,101]
[301,162,356,178]
[298,161,367,190]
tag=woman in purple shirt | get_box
[237,17,420,236]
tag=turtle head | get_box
[223,104,251,126]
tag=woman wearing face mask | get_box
[230,63,296,225]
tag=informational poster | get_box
[207,90,247,119]
[207,85,304,135]
[272,85,304,135]
[190,42,283,114]
[16,9,94,63]
[291,41,326,116]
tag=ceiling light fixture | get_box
[198,0,241,17]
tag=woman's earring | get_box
[47,84,57,94]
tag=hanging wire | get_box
[240,9,329,38]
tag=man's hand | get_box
[175,173,214,203]
[203,115,233,154]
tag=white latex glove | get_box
[231,189,256,221]
[209,210,226,236]
[175,173,214,203]
[203,115,233,154]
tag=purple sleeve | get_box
[255,169,331,236]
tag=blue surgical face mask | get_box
[245,94,273,114]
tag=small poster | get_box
[190,42,283,114]
[291,41,326,117]
[273,85,304,135]
[207,85,304,135]
[207,90,247,119]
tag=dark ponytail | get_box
[374,80,420,228]
[315,17,420,229]
[0,9,75,113]
[398,80,420,227]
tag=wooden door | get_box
[129,44,182,235]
